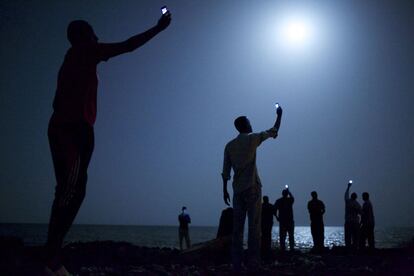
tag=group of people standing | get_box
[221,110,375,272]
[345,182,375,250]
[261,189,326,260]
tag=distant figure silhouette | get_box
[217,207,233,238]
[45,12,171,274]
[221,106,283,272]
[344,182,361,250]
[360,192,375,249]
[274,188,295,251]
[261,196,275,260]
[178,206,191,250]
[307,191,325,251]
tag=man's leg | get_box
[46,123,94,269]
[279,224,287,251]
[368,226,375,249]
[179,229,183,250]
[310,222,317,248]
[185,229,191,249]
[350,222,359,250]
[288,223,295,250]
[359,225,367,249]
[232,191,247,272]
[246,186,262,269]
[318,223,325,249]
[261,225,272,259]
[344,223,351,248]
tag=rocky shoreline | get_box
[1,237,413,275]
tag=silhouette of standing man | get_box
[274,188,295,251]
[261,196,275,260]
[45,11,171,275]
[344,182,361,250]
[360,192,375,249]
[178,206,191,250]
[307,191,325,251]
[222,106,283,273]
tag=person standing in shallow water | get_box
[45,12,171,275]
[178,206,191,250]
[344,182,361,250]
[274,188,295,251]
[222,106,283,273]
[307,191,326,251]
[261,196,275,260]
[360,192,375,249]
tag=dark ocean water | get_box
[0,224,412,249]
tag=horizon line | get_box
[1,222,413,228]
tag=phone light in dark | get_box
[349,180,353,184]
[161,6,168,15]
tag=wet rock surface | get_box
[1,237,414,275]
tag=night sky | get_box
[1,0,413,227]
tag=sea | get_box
[0,224,413,249]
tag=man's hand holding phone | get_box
[272,103,283,138]
[276,104,283,116]
[157,6,171,31]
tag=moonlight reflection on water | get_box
[272,226,344,249]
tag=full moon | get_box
[283,20,310,45]
[275,13,317,52]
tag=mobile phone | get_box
[161,6,168,15]
[285,184,289,189]
[348,180,353,184]
[275,103,280,109]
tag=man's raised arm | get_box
[288,190,294,203]
[345,183,351,201]
[97,13,171,61]
[273,105,283,133]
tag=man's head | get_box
[362,192,369,201]
[182,206,187,212]
[311,191,318,200]
[282,189,289,198]
[67,20,98,46]
[351,192,357,200]
[263,196,269,204]
[234,116,252,134]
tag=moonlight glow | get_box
[281,17,314,49]
[274,12,319,53]
[283,19,310,45]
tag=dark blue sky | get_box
[1,0,413,226]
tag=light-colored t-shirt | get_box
[222,129,275,194]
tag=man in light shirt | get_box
[222,106,283,272]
